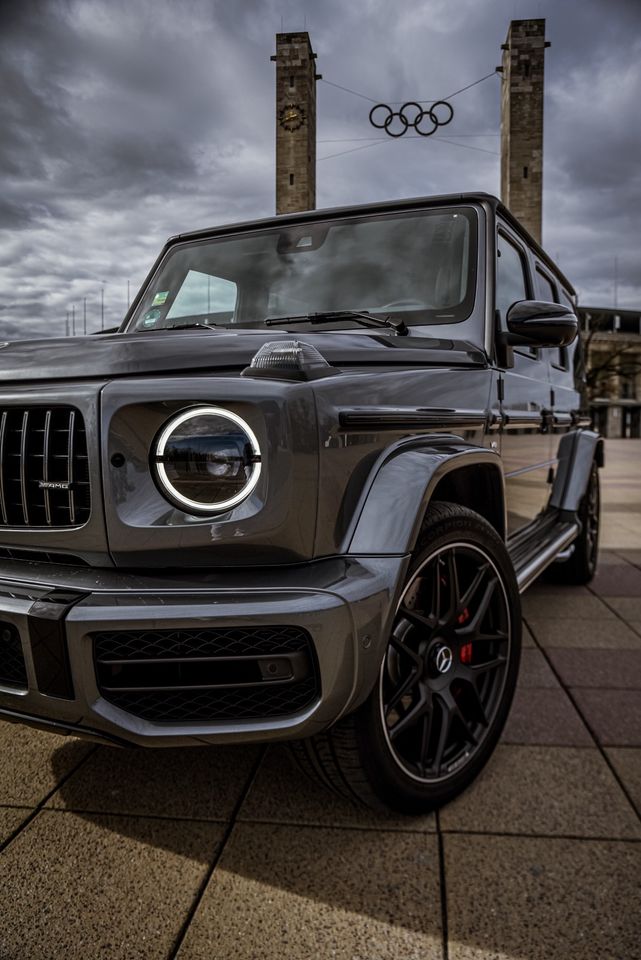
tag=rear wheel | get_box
[291,503,522,813]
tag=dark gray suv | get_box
[0,193,601,813]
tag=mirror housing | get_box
[501,300,578,348]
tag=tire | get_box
[549,461,600,586]
[291,502,522,814]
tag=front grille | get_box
[0,620,28,690]
[93,625,320,723]
[0,406,90,528]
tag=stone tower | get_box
[271,32,320,215]
[500,19,549,243]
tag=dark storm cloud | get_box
[0,0,640,340]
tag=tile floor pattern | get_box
[0,441,640,960]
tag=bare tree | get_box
[582,314,641,401]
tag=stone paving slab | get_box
[445,834,641,960]
[239,745,435,832]
[591,561,641,596]
[517,647,560,688]
[606,748,641,816]
[176,822,443,960]
[526,617,641,649]
[0,722,93,806]
[0,805,32,845]
[0,810,225,960]
[440,745,641,839]
[501,687,593,745]
[521,621,535,647]
[572,689,641,746]
[521,591,615,620]
[548,647,641,688]
[605,597,641,621]
[616,549,641,568]
[46,743,259,820]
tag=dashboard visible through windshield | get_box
[127,206,478,333]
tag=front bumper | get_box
[0,555,407,747]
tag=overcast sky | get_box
[1,0,640,339]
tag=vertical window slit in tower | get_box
[289,75,295,89]
[523,61,530,78]
[523,166,528,179]
[289,174,294,186]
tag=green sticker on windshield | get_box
[142,308,161,327]
[152,291,169,306]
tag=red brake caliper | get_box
[458,607,473,664]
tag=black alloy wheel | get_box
[380,541,511,785]
[291,503,522,813]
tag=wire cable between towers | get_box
[319,69,499,106]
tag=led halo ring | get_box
[154,405,262,514]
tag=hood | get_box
[0,328,486,383]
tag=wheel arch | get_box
[346,440,506,555]
[550,429,604,515]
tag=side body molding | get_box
[345,440,505,555]
[550,429,604,515]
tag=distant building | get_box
[578,306,641,438]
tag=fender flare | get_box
[550,429,604,515]
[344,438,505,555]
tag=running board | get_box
[510,520,580,593]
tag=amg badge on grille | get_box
[38,481,72,490]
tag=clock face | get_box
[279,103,306,131]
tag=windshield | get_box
[127,206,478,333]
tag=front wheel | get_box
[291,503,522,814]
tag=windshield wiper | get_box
[166,321,218,331]
[264,310,408,336]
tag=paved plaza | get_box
[0,440,639,960]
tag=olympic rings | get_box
[369,99,454,137]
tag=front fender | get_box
[344,438,504,555]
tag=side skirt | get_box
[508,512,580,593]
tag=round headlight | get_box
[153,406,261,514]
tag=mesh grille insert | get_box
[0,620,27,690]
[93,625,320,723]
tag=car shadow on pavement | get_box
[49,740,444,941]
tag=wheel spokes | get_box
[468,655,507,677]
[381,542,512,784]
[388,691,429,741]
[385,663,422,715]
[457,562,490,617]
[462,576,498,634]
[397,605,438,634]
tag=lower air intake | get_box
[93,625,320,723]
[0,620,28,690]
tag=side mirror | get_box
[501,300,578,348]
